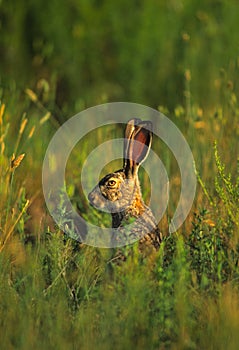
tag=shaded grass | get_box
[1,230,239,349]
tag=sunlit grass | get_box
[0,83,238,349]
[1,1,239,346]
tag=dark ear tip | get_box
[126,119,153,132]
[145,120,153,130]
[138,120,153,134]
[127,118,141,127]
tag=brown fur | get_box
[88,118,162,255]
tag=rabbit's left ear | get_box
[123,118,141,169]
[124,120,152,177]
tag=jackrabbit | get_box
[88,118,162,254]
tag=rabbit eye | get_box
[108,179,116,187]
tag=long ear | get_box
[124,120,152,177]
[123,118,141,169]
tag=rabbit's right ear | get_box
[124,119,152,177]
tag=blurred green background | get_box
[1,0,239,114]
[1,2,239,349]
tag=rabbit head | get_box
[88,118,154,226]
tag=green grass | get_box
[1,1,239,349]
[0,85,239,349]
